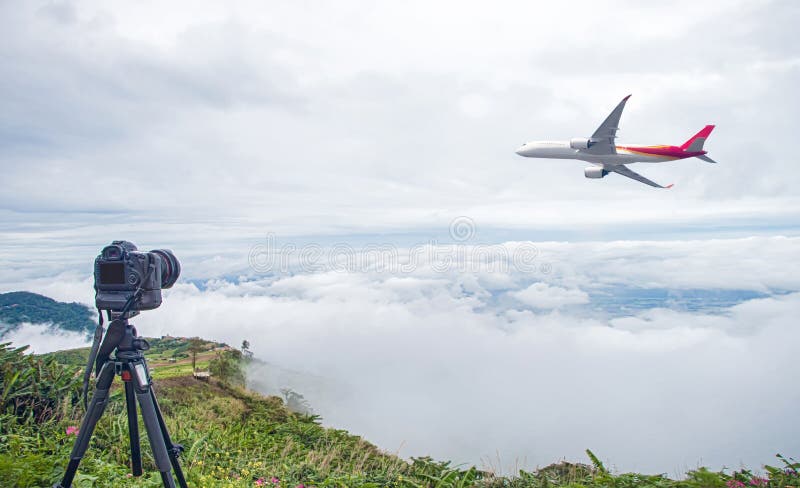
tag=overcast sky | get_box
[2,0,799,476]
[2,0,799,242]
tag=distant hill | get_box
[0,291,95,337]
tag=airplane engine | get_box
[570,137,596,149]
[584,166,609,179]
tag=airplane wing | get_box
[607,164,673,189]
[585,95,632,154]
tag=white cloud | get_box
[4,236,800,472]
[3,323,90,354]
[8,236,777,474]
[511,283,589,308]
[129,275,799,474]
[1,0,799,239]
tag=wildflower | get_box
[749,477,768,486]
[727,481,746,488]
[271,477,280,484]
[255,479,265,486]
[66,426,80,436]
[786,468,799,476]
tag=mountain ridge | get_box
[0,291,95,337]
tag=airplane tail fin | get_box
[680,125,715,151]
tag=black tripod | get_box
[55,317,188,488]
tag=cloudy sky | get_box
[2,0,799,476]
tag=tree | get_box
[279,388,313,415]
[241,339,253,360]
[209,349,245,387]
[188,337,204,372]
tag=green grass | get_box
[2,341,798,488]
[41,336,223,368]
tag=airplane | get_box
[515,95,717,188]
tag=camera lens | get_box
[150,249,181,289]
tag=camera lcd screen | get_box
[99,262,126,284]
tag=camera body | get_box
[94,240,180,312]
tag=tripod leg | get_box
[150,386,188,488]
[124,379,143,476]
[55,362,116,488]
[130,361,177,488]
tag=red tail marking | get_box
[680,125,715,150]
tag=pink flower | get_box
[749,477,768,486]
[296,485,305,488]
[255,479,265,486]
[271,477,280,484]
[727,481,746,488]
[66,426,79,436]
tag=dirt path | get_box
[149,350,216,368]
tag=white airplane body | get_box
[515,95,717,188]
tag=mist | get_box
[7,237,797,474]
[3,323,90,354]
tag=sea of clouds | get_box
[3,235,799,474]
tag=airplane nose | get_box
[515,145,526,156]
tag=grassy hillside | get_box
[43,336,228,378]
[0,291,95,336]
[1,339,798,487]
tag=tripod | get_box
[56,318,188,488]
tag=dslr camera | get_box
[94,240,181,312]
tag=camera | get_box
[94,240,181,312]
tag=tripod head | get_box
[94,318,151,375]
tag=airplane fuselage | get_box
[514,95,716,188]
[515,141,707,166]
